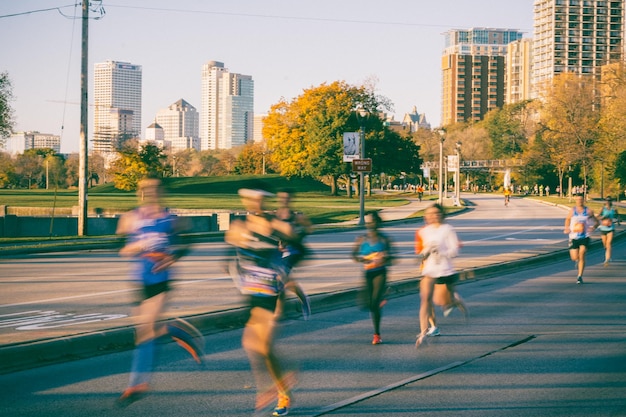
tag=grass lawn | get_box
[0,175,416,227]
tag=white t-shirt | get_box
[417,223,460,278]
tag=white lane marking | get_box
[0,278,217,308]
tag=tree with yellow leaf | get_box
[263,81,421,195]
[538,73,599,196]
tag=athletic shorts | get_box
[137,280,170,303]
[569,237,590,250]
[248,294,279,313]
[435,273,459,285]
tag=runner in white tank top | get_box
[564,194,599,284]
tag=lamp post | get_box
[455,141,462,205]
[356,105,369,226]
[437,129,445,205]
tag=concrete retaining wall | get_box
[0,213,233,238]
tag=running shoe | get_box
[443,305,455,317]
[168,318,205,364]
[426,326,440,336]
[577,276,583,285]
[273,395,291,416]
[116,382,149,407]
[372,334,382,345]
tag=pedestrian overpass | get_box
[421,159,524,170]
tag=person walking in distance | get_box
[226,188,298,416]
[352,211,393,345]
[115,178,203,406]
[597,197,620,266]
[415,203,465,348]
[564,194,599,284]
[275,188,313,320]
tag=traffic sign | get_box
[352,158,372,172]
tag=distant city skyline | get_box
[0,1,534,153]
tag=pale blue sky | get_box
[0,1,534,153]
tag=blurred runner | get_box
[226,188,297,416]
[414,203,465,348]
[352,211,393,345]
[115,178,202,406]
[275,188,313,320]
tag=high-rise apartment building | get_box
[93,61,142,153]
[200,61,254,150]
[532,0,625,96]
[154,99,200,151]
[441,28,524,126]
[505,38,533,104]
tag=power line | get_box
[104,3,452,29]
[0,4,76,19]
[0,2,105,20]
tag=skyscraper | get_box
[441,28,524,126]
[532,0,625,96]
[93,61,142,153]
[154,99,200,151]
[200,61,254,150]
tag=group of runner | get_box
[112,179,618,416]
[565,194,620,284]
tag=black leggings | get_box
[364,269,387,335]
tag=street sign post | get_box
[352,158,372,172]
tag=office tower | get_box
[441,28,524,126]
[93,61,142,153]
[154,99,200,151]
[200,61,254,150]
[505,38,533,104]
[253,114,266,143]
[532,0,625,96]
[4,131,61,155]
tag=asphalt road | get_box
[1,231,625,416]
[0,195,571,349]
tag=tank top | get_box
[598,207,616,232]
[569,206,590,239]
[128,210,177,286]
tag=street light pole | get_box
[437,129,445,205]
[356,106,369,226]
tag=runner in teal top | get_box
[597,197,620,266]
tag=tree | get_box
[14,150,43,188]
[264,80,415,195]
[0,151,16,188]
[597,62,626,195]
[482,101,534,159]
[234,142,275,175]
[0,72,15,145]
[614,150,626,187]
[110,143,167,190]
[538,73,599,195]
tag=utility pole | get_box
[78,0,89,236]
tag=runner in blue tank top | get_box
[115,178,201,406]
